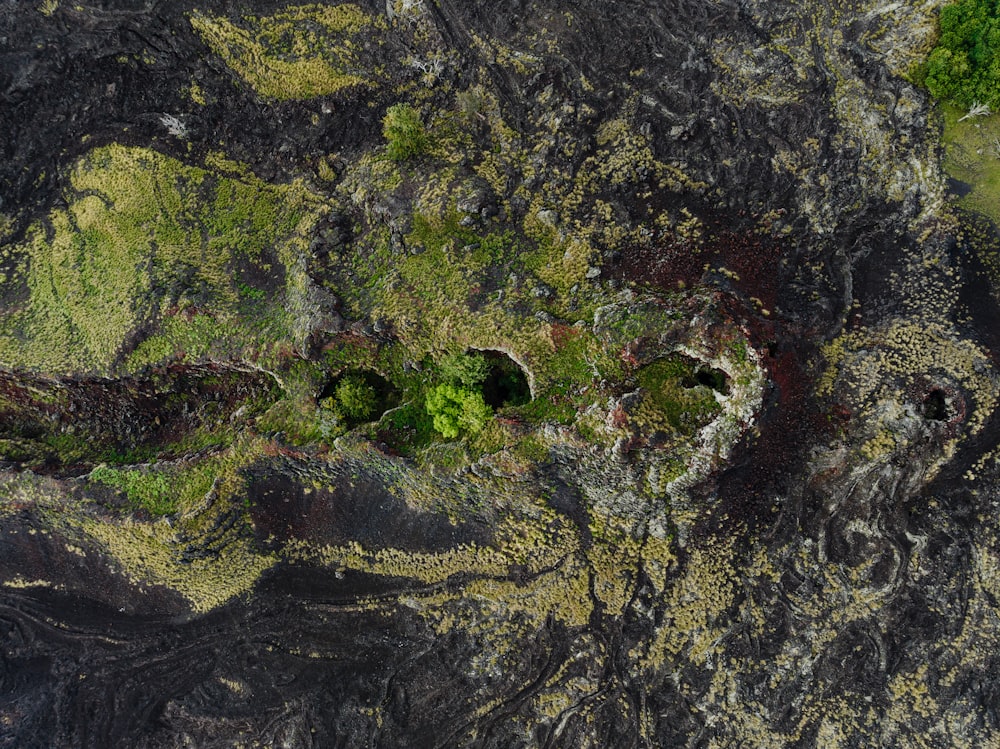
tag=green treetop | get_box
[332,374,378,420]
[924,0,1000,108]
[425,383,493,438]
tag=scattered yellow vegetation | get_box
[190,4,384,100]
[83,518,277,613]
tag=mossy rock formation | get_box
[2,0,1000,746]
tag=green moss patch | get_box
[634,355,724,435]
[0,144,322,374]
[89,466,174,515]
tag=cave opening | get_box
[477,350,531,409]
[922,389,950,421]
[684,366,729,395]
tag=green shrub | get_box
[425,383,493,438]
[332,374,378,419]
[382,104,430,161]
[924,0,1000,108]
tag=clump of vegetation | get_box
[90,466,175,515]
[324,373,378,420]
[383,104,430,161]
[921,0,1000,108]
[190,4,382,100]
[425,383,493,438]
[421,350,527,439]
[439,351,490,388]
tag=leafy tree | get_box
[332,374,377,420]
[425,383,493,438]
[923,0,1000,108]
[383,103,430,161]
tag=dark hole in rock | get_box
[477,350,531,409]
[319,370,397,424]
[922,389,950,421]
[683,367,729,395]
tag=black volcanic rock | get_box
[2,0,999,747]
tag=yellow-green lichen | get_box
[1,575,57,589]
[190,4,384,101]
[585,509,644,617]
[821,320,997,445]
[639,535,737,668]
[82,518,276,613]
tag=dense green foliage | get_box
[924,0,1000,108]
[383,104,430,161]
[90,466,175,515]
[333,374,378,419]
[438,352,490,388]
[425,383,493,438]
[318,373,378,422]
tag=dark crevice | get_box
[690,367,729,395]
[475,350,531,409]
[923,389,950,422]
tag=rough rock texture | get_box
[3,0,1000,747]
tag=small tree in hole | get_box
[425,383,492,439]
[329,374,377,420]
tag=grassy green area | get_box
[306,184,735,462]
[85,436,267,518]
[76,437,277,611]
[0,144,321,374]
[938,103,1000,303]
[90,466,175,515]
[190,4,384,100]
[940,102,1000,224]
